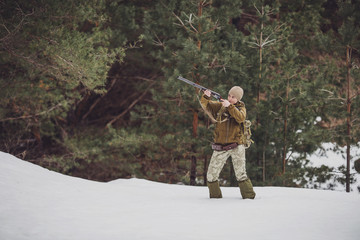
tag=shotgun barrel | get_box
[177,76,222,100]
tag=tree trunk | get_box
[259,6,266,183]
[190,156,197,186]
[203,155,208,186]
[345,46,352,192]
[282,78,289,175]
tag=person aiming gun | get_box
[178,76,255,199]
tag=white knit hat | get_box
[229,86,244,101]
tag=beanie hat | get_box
[229,86,244,101]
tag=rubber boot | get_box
[207,181,222,198]
[238,178,256,199]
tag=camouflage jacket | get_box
[200,94,246,145]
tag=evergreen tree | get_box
[0,0,133,176]
[241,0,285,183]
[236,0,333,186]
[1,0,358,188]
[138,0,255,185]
[317,0,360,192]
[137,0,341,187]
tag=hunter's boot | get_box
[238,178,256,199]
[207,181,222,198]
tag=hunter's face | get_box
[228,93,238,104]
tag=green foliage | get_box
[41,126,143,181]
[316,0,360,191]
[138,0,359,189]
[1,0,359,190]
[0,0,125,154]
[139,0,255,185]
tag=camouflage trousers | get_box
[207,144,248,182]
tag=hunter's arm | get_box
[227,103,246,124]
[200,94,222,112]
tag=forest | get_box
[1,0,359,192]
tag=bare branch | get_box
[133,76,157,82]
[106,81,156,127]
[0,6,35,42]
[81,75,120,121]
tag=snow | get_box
[0,151,359,240]
[306,143,360,191]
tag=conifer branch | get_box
[125,35,144,49]
[202,19,221,34]
[351,118,358,124]
[153,34,165,48]
[4,47,44,68]
[253,4,261,16]
[327,97,347,102]
[203,2,211,8]
[172,12,196,34]
[240,13,259,24]
[56,55,76,69]
[350,92,359,101]
[186,13,199,33]
[319,89,334,95]
[0,103,62,122]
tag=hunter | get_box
[201,87,256,199]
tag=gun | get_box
[177,76,222,100]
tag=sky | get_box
[0,151,359,240]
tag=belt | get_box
[211,142,238,151]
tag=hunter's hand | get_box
[222,99,230,107]
[204,89,211,97]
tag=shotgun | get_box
[177,76,222,100]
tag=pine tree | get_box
[241,0,285,182]
[139,0,255,185]
[238,0,334,186]
[138,0,340,187]
[0,0,123,159]
[318,0,360,192]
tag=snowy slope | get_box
[0,152,359,240]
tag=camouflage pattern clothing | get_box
[201,93,249,182]
[207,144,248,182]
[200,93,256,199]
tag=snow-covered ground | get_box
[0,152,359,240]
